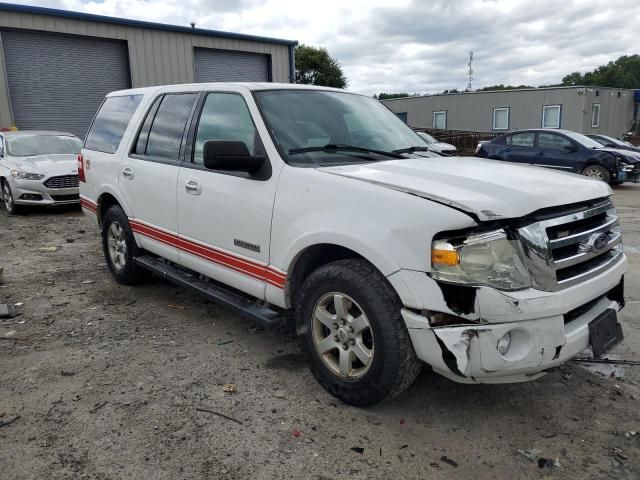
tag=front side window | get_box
[591,103,600,128]
[7,135,82,157]
[507,132,534,147]
[493,107,509,130]
[254,90,431,166]
[85,95,142,154]
[537,133,572,150]
[145,93,198,160]
[433,111,447,129]
[542,105,561,129]
[194,93,258,165]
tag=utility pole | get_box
[467,51,474,91]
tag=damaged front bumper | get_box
[390,254,627,383]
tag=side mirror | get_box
[203,140,265,173]
[563,144,578,152]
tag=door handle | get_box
[503,148,512,153]
[536,152,545,156]
[185,179,201,195]
[122,167,134,179]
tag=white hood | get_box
[11,154,78,175]
[319,156,611,221]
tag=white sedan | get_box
[0,130,82,214]
[416,131,457,155]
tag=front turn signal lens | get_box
[432,242,460,266]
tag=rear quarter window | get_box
[85,95,143,154]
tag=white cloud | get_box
[12,0,640,95]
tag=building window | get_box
[591,103,600,128]
[395,112,408,123]
[433,111,447,129]
[493,107,509,130]
[542,105,561,129]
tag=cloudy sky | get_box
[13,0,640,95]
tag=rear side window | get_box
[507,132,534,147]
[144,93,198,160]
[85,95,142,154]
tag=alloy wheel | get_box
[107,221,127,271]
[2,183,13,213]
[311,292,374,379]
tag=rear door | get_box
[533,132,580,172]
[176,91,280,299]
[499,132,536,164]
[118,92,199,262]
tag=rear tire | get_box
[582,165,611,183]
[2,180,22,215]
[101,205,149,285]
[296,259,422,406]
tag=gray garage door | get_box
[194,48,270,83]
[1,29,130,138]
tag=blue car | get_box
[475,129,640,185]
[586,134,640,154]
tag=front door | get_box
[118,92,199,262]
[176,91,281,299]
[533,132,579,173]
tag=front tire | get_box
[296,259,422,406]
[101,205,149,285]
[2,180,22,215]
[582,164,611,183]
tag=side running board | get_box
[134,255,286,328]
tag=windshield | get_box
[562,131,605,149]
[254,90,431,165]
[7,135,82,157]
[417,132,437,144]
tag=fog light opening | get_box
[497,332,512,356]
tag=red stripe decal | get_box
[80,196,97,213]
[129,219,286,289]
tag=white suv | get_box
[80,83,627,405]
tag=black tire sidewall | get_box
[2,180,18,215]
[101,206,144,284]
[297,260,417,406]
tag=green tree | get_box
[561,55,640,89]
[376,92,411,100]
[476,84,533,91]
[295,44,347,88]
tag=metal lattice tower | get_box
[467,51,474,91]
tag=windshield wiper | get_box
[288,144,405,159]
[392,146,432,154]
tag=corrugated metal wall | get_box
[382,88,636,137]
[2,29,130,137]
[0,9,292,128]
[194,48,269,83]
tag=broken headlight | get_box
[431,229,531,290]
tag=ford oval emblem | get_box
[579,233,609,253]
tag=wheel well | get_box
[97,193,120,226]
[288,244,365,307]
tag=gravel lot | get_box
[1,184,639,480]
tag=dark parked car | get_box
[475,129,640,184]
[586,134,640,154]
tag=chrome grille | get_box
[44,175,79,189]
[518,199,623,291]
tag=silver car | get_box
[416,131,457,155]
[0,130,82,214]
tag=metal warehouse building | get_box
[382,86,638,137]
[0,3,296,137]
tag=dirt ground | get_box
[1,185,639,480]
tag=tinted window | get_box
[538,133,572,150]
[134,96,163,155]
[146,93,198,160]
[194,93,258,165]
[507,132,534,147]
[7,135,82,156]
[85,95,142,154]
